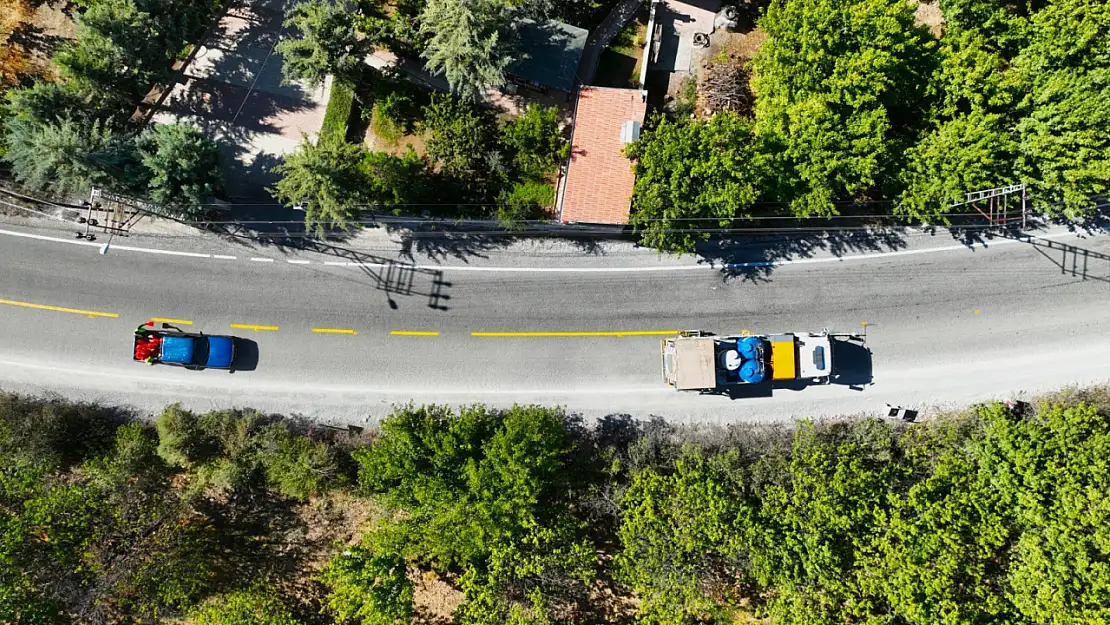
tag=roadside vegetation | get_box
[6,387,1110,624]
[0,0,225,217]
[627,0,1110,252]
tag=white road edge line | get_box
[213,254,237,260]
[0,227,1082,273]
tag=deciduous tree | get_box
[625,112,767,253]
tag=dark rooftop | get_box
[509,19,589,93]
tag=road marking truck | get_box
[661,331,838,391]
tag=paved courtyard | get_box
[153,0,329,201]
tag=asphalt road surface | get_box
[2,220,1109,423]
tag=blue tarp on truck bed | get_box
[160,336,195,364]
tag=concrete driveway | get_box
[153,0,330,200]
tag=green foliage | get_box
[271,133,369,235]
[616,454,744,623]
[55,0,206,102]
[190,582,302,625]
[938,0,1033,56]
[321,78,356,140]
[136,122,223,213]
[360,148,427,206]
[276,0,367,88]
[419,0,512,100]
[353,404,595,622]
[896,110,1016,221]
[2,401,218,624]
[419,92,494,176]
[1014,0,1110,74]
[259,423,344,500]
[1,115,132,198]
[319,535,413,625]
[978,401,1110,622]
[370,91,414,145]
[3,80,94,129]
[0,393,128,467]
[751,0,936,217]
[1016,68,1110,215]
[156,405,342,499]
[496,179,554,228]
[625,112,767,254]
[500,104,566,178]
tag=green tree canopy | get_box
[353,404,595,623]
[190,583,303,625]
[896,110,1017,221]
[751,0,936,217]
[1016,68,1110,214]
[276,0,367,88]
[419,0,513,100]
[136,122,223,215]
[1,116,130,198]
[500,103,566,179]
[55,0,204,102]
[270,133,368,234]
[419,92,495,177]
[625,111,768,254]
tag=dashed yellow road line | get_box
[391,330,440,337]
[471,330,680,338]
[230,323,280,332]
[313,327,359,335]
[0,297,118,319]
[150,317,193,325]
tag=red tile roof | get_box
[559,87,647,224]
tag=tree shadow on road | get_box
[693,228,911,282]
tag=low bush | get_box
[320,79,356,141]
[496,179,554,228]
[369,91,412,145]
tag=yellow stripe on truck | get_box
[770,336,797,381]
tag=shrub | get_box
[260,423,343,500]
[496,179,554,228]
[370,91,412,145]
[501,104,566,178]
[320,79,356,140]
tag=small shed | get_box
[508,19,589,94]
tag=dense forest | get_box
[627,0,1110,251]
[4,388,1110,624]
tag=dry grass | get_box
[412,570,465,624]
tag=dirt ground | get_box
[914,0,945,36]
[0,0,73,84]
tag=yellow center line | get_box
[471,330,680,338]
[391,330,440,337]
[230,323,280,332]
[313,327,359,335]
[150,317,193,325]
[0,297,118,319]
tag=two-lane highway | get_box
[2,221,1109,422]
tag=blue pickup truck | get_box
[133,325,236,370]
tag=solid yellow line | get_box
[313,327,358,335]
[150,317,193,325]
[391,330,440,337]
[0,298,118,319]
[471,330,680,337]
[230,323,279,331]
